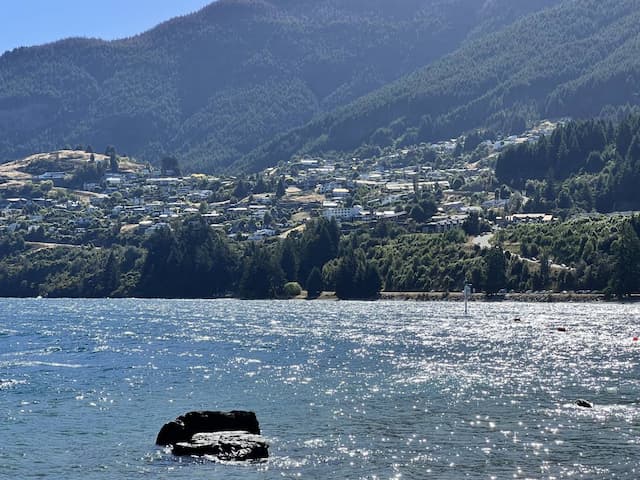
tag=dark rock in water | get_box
[172,431,269,461]
[156,411,261,446]
[513,318,522,323]
[575,399,594,408]
[157,411,268,461]
[556,327,567,332]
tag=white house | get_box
[331,187,350,198]
[323,205,366,220]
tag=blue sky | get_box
[0,0,214,55]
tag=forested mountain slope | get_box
[0,0,557,172]
[241,0,640,172]
[496,113,640,213]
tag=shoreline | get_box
[377,292,612,303]
[300,291,637,303]
[1,292,636,303]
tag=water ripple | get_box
[0,299,639,479]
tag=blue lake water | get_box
[0,299,639,479]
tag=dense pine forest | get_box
[496,113,640,212]
[242,0,640,172]
[0,0,558,172]
[4,0,640,174]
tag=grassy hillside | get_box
[241,0,640,172]
[0,0,559,172]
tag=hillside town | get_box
[0,121,563,247]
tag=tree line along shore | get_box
[1,213,638,301]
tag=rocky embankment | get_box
[379,292,610,302]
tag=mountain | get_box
[240,0,640,172]
[0,0,559,172]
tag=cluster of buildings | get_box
[0,121,564,245]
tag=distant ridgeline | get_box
[2,0,640,174]
[0,0,559,173]
[9,0,640,174]
[496,113,640,213]
[237,0,640,173]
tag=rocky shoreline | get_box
[299,291,628,303]
[378,292,612,303]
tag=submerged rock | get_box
[172,431,269,460]
[156,410,268,461]
[575,399,594,408]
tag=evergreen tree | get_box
[611,221,640,298]
[253,176,268,194]
[362,263,382,298]
[101,250,120,296]
[276,177,286,198]
[109,152,119,173]
[616,121,634,157]
[138,226,180,297]
[137,215,237,298]
[306,267,323,298]
[626,134,640,162]
[161,156,181,176]
[483,247,506,295]
[279,237,299,282]
[239,246,285,299]
[409,204,426,222]
[334,248,381,299]
[463,212,481,236]
[298,219,340,283]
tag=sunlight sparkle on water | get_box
[0,299,638,479]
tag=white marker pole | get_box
[464,284,471,315]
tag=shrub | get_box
[283,282,302,298]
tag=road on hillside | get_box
[26,242,99,251]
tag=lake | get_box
[1,299,639,479]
